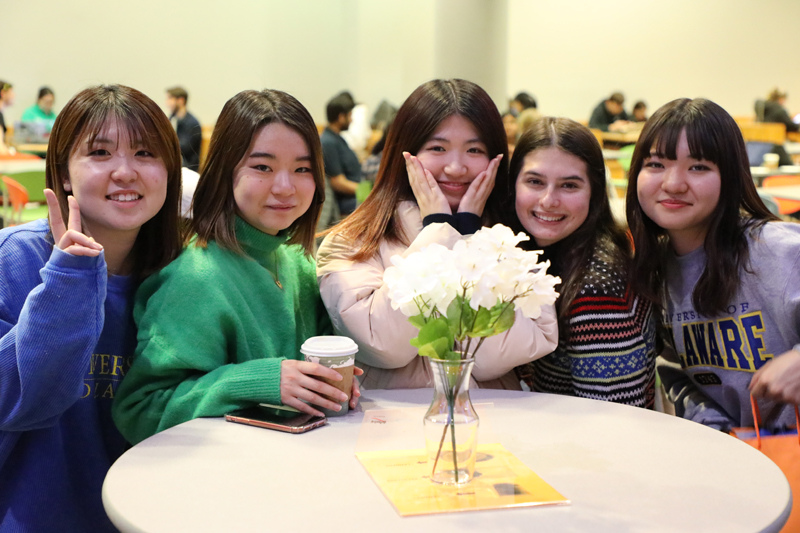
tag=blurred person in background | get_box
[166,86,203,171]
[502,112,519,157]
[511,91,542,139]
[361,120,392,185]
[631,101,648,123]
[0,80,14,154]
[589,92,629,132]
[21,87,57,132]
[321,92,361,219]
[757,88,799,133]
[509,91,537,117]
[335,90,371,157]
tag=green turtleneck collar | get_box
[234,216,289,270]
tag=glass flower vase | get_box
[423,357,479,485]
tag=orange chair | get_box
[761,175,800,215]
[2,176,29,226]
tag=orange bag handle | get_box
[750,394,800,449]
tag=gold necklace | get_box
[270,251,283,290]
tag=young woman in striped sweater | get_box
[503,117,657,407]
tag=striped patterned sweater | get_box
[518,248,657,408]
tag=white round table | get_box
[103,389,791,532]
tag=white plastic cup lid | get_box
[300,336,359,357]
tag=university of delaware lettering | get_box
[82,353,132,399]
[668,307,772,372]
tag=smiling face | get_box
[65,119,168,245]
[515,147,591,247]
[636,129,721,255]
[232,122,316,235]
[415,114,490,212]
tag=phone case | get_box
[224,412,327,434]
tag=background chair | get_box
[761,175,800,215]
[2,176,29,226]
[740,122,786,144]
[4,170,46,204]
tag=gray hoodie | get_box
[659,221,800,430]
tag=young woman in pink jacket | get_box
[316,79,558,391]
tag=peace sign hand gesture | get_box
[44,189,103,257]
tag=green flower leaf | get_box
[490,302,516,336]
[446,295,474,341]
[410,317,454,359]
[409,313,427,329]
[468,307,495,338]
[467,302,516,338]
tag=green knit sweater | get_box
[112,217,332,444]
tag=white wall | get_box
[4,0,800,127]
[506,0,800,120]
[2,0,442,126]
[434,0,508,109]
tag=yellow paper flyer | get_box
[356,443,569,516]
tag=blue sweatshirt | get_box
[0,219,133,533]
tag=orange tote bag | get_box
[732,397,800,532]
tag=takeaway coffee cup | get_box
[300,336,358,417]
[763,153,780,170]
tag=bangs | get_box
[73,97,165,156]
[644,106,724,165]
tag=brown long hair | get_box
[190,89,324,255]
[330,79,509,261]
[626,98,778,316]
[503,117,631,338]
[45,84,182,279]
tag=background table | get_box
[0,159,45,175]
[103,389,790,532]
[757,185,800,201]
[600,130,641,145]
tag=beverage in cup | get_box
[300,336,358,417]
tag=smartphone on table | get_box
[225,404,326,434]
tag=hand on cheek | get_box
[404,152,451,218]
[458,154,502,216]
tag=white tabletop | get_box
[758,185,800,201]
[784,142,800,155]
[0,159,46,175]
[103,389,790,533]
[602,149,628,160]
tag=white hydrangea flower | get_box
[383,224,560,349]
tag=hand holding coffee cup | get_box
[300,336,360,417]
[280,359,352,417]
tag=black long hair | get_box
[332,79,509,261]
[626,98,778,316]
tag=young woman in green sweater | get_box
[113,89,361,444]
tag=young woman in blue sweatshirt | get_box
[0,85,183,532]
